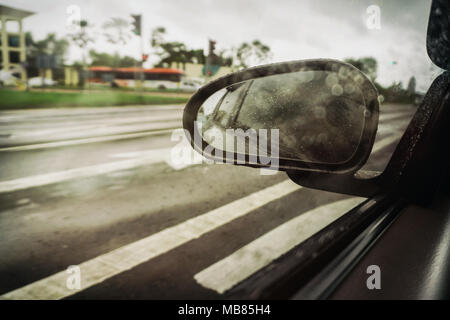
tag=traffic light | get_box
[142,54,148,62]
[209,40,216,55]
[131,14,141,36]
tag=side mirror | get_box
[183,59,379,174]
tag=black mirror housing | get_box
[183,59,379,174]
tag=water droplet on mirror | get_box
[325,74,339,87]
[331,84,343,96]
[344,83,355,94]
[338,66,349,79]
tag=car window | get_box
[0,0,440,300]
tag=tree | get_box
[151,27,187,68]
[234,40,272,69]
[120,56,140,68]
[103,17,132,45]
[380,81,415,103]
[216,49,233,67]
[25,32,69,78]
[27,33,69,59]
[151,26,166,48]
[186,48,206,65]
[154,39,191,68]
[151,27,231,69]
[344,57,378,81]
[151,27,166,64]
[407,76,416,95]
[89,50,138,67]
[158,42,188,68]
[68,20,95,52]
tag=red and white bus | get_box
[88,66,201,91]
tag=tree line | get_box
[343,57,419,104]
[25,17,272,72]
[24,17,418,103]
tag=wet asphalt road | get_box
[0,103,416,299]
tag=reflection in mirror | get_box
[196,69,370,164]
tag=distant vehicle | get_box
[88,66,186,90]
[180,79,203,92]
[28,77,58,87]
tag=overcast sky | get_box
[2,0,443,92]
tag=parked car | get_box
[28,77,58,87]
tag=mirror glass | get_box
[196,69,370,164]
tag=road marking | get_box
[5,121,180,144]
[0,148,172,194]
[0,180,300,300]
[379,111,414,122]
[0,132,403,194]
[0,129,177,152]
[0,109,410,153]
[4,115,181,139]
[371,132,402,153]
[194,197,365,294]
[7,113,182,126]
[0,105,183,121]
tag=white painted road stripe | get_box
[0,104,184,121]
[371,132,402,153]
[5,117,181,139]
[1,111,410,153]
[194,197,365,294]
[0,133,402,193]
[0,148,172,194]
[0,180,300,300]
[379,112,413,122]
[7,113,182,127]
[0,129,177,152]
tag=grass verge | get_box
[0,89,189,109]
